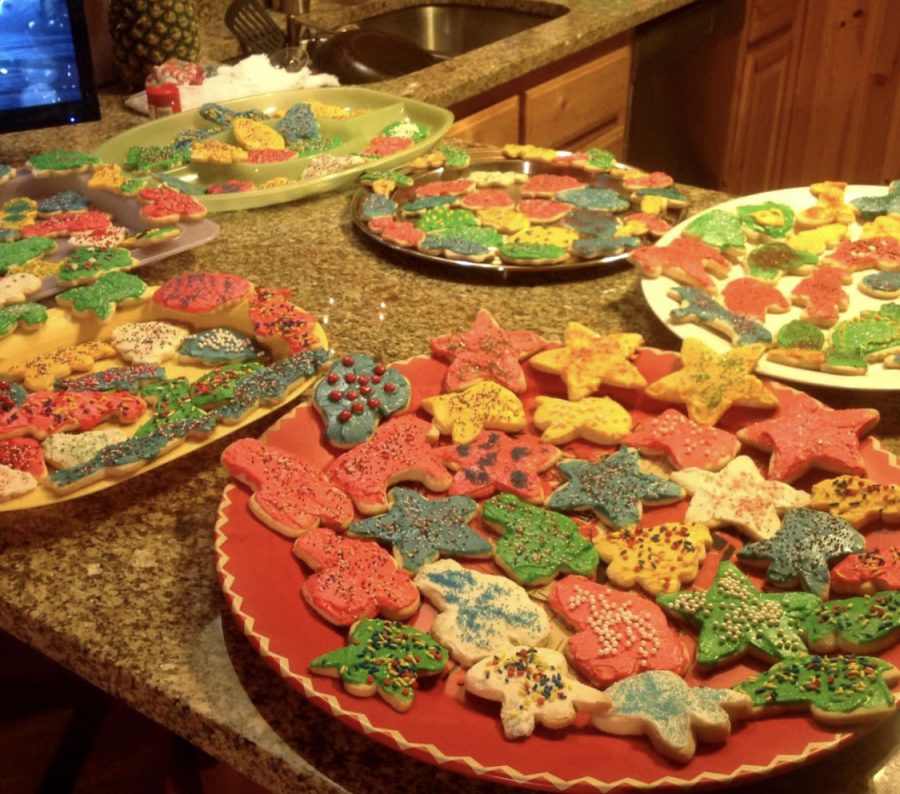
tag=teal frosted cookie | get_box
[55,271,148,320]
[736,201,795,239]
[547,446,684,528]
[360,192,397,220]
[562,208,618,237]
[571,234,640,258]
[745,242,819,281]
[0,302,48,336]
[851,180,900,221]
[172,126,222,147]
[276,102,319,142]
[669,285,773,346]
[482,492,599,586]
[178,328,263,365]
[313,353,411,448]
[57,364,165,392]
[632,186,689,205]
[0,237,56,275]
[420,225,503,261]
[860,271,900,299]
[415,206,478,232]
[188,361,266,408]
[0,164,13,185]
[26,150,99,176]
[400,195,456,214]
[684,209,745,254]
[737,507,865,599]
[348,487,486,571]
[309,618,448,712]
[152,171,207,195]
[56,246,136,284]
[556,187,630,212]
[37,190,90,215]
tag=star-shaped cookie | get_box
[657,562,819,667]
[438,430,560,504]
[430,309,547,393]
[737,507,866,599]
[622,408,740,471]
[645,338,778,426]
[532,395,633,445]
[671,455,811,541]
[347,487,489,572]
[592,670,752,763]
[546,446,684,528]
[421,380,526,444]
[737,391,880,482]
[529,323,646,400]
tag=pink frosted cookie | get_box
[821,236,900,272]
[458,189,514,211]
[137,187,207,225]
[293,527,420,625]
[221,438,354,537]
[722,277,790,321]
[430,309,547,393]
[622,408,739,471]
[520,173,585,197]
[0,390,146,440]
[368,217,426,248]
[325,414,452,514]
[415,179,475,198]
[361,136,414,157]
[629,237,731,293]
[791,266,851,327]
[621,170,673,191]
[0,436,46,479]
[516,198,571,223]
[246,148,297,164]
[548,575,690,688]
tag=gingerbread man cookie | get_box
[791,266,851,327]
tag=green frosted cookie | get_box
[0,302,49,336]
[0,236,56,274]
[684,209,745,253]
[56,271,148,320]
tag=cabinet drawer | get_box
[523,41,631,149]
[448,95,520,147]
[746,0,802,43]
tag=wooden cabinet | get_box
[449,34,632,159]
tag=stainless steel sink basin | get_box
[353,3,568,59]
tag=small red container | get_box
[146,83,182,118]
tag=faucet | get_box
[283,0,311,46]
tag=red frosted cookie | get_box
[517,198,572,224]
[152,272,253,321]
[250,286,322,356]
[292,527,421,625]
[458,189,515,211]
[137,187,207,225]
[430,309,548,393]
[21,210,111,239]
[621,170,673,191]
[622,408,739,471]
[738,390,880,483]
[246,148,297,164]
[361,136,414,157]
[368,217,426,248]
[629,237,731,293]
[325,414,452,514]
[622,212,672,237]
[790,266,851,327]
[0,437,46,479]
[821,236,900,272]
[221,438,354,537]
[0,390,146,440]
[548,575,690,688]
[831,547,900,595]
[520,174,585,197]
[415,179,476,198]
[722,277,790,321]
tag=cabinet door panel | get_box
[449,96,520,147]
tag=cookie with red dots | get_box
[313,354,411,448]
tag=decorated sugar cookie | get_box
[41,429,129,470]
[57,364,164,393]
[556,188,629,212]
[414,559,550,668]
[593,671,751,763]
[250,286,322,356]
[418,226,503,262]
[293,528,421,625]
[0,302,49,336]
[722,277,790,321]
[737,507,865,599]
[734,654,899,726]
[310,619,448,712]
[476,206,530,234]
[68,226,130,251]
[744,241,819,281]
[458,188,515,211]
[110,321,190,365]
[0,437,46,479]
[791,266,851,327]
[0,273,42,307]
[804,591,900,654]
[796,181,856,228]
[415,178,475,198]
[810,475,900,529]
[548,576,689,688]
[736,201,794,241]
[516,198,571,224]
[502,144,558,162]
[859,271,900,299]
[21,210,112,240]
[823,307,900,374]
[465,647,610,739]
[2,340,116,392]
[532,395,632,445]
[683,210,745,256]
[671,456,811,542]
[831,547,900,595]
[629,237,731,293]
[0,390,146,440]
[188,362,265,409]
[787,223,848,255]
[520,173,584,197]
[438,429,560,504]
[595,520,712,595]
[767,320,827,370]
[369,217,427,248]
[645,338,777,426]
[481,493,599,586]
[0,463,38,501]
[56,271,148,320]
[657,562,818,667]
[667,286,773,346]
[622,409,739,471]
[137,187,207,224]
[823,236,900,272]
[26,149,99,177]
[177,328,263,366]
[737,390,879,483]
[851,180,900,220]
[430,310,547,394]
[0,238,56,274]
[421,380,525,444]
[547,446,684,528]
[529,323,646,400]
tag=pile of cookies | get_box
[0,270,328,505]
[634,180,900,376]
[220,312,900,765]
[357,144,689,268]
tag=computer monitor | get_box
[0,0,100,133]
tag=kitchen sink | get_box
[352,3,569,59]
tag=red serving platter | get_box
[215,347,900,792]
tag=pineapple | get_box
[108,0,200,89]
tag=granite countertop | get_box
[0,2,899,791]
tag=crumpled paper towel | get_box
[125,54,340,115]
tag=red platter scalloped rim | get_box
[214,346,900,792]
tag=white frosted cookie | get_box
[0,463,38,501]
[414,559,550,668]
[111,321,190,364]
[41,429,129,470]
[0,273,43,306]
[465,646,610,739]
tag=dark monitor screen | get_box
[0,0,100,133]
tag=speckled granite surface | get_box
[1,2,899,792]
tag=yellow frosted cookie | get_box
[88,163,126,193]
[1,340,116,391]
[477,206,530,234]
[191,141,249,165]
[507,225,579,250]
[796,181,856,228]
[502,143,558,162]
[787,223,847,255]
[530,323,647,400]
[860,215,900,241]
[532,395,632,445]
[421,380,525,444]
[232,117,286,150]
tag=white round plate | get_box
[640,184,900,391]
